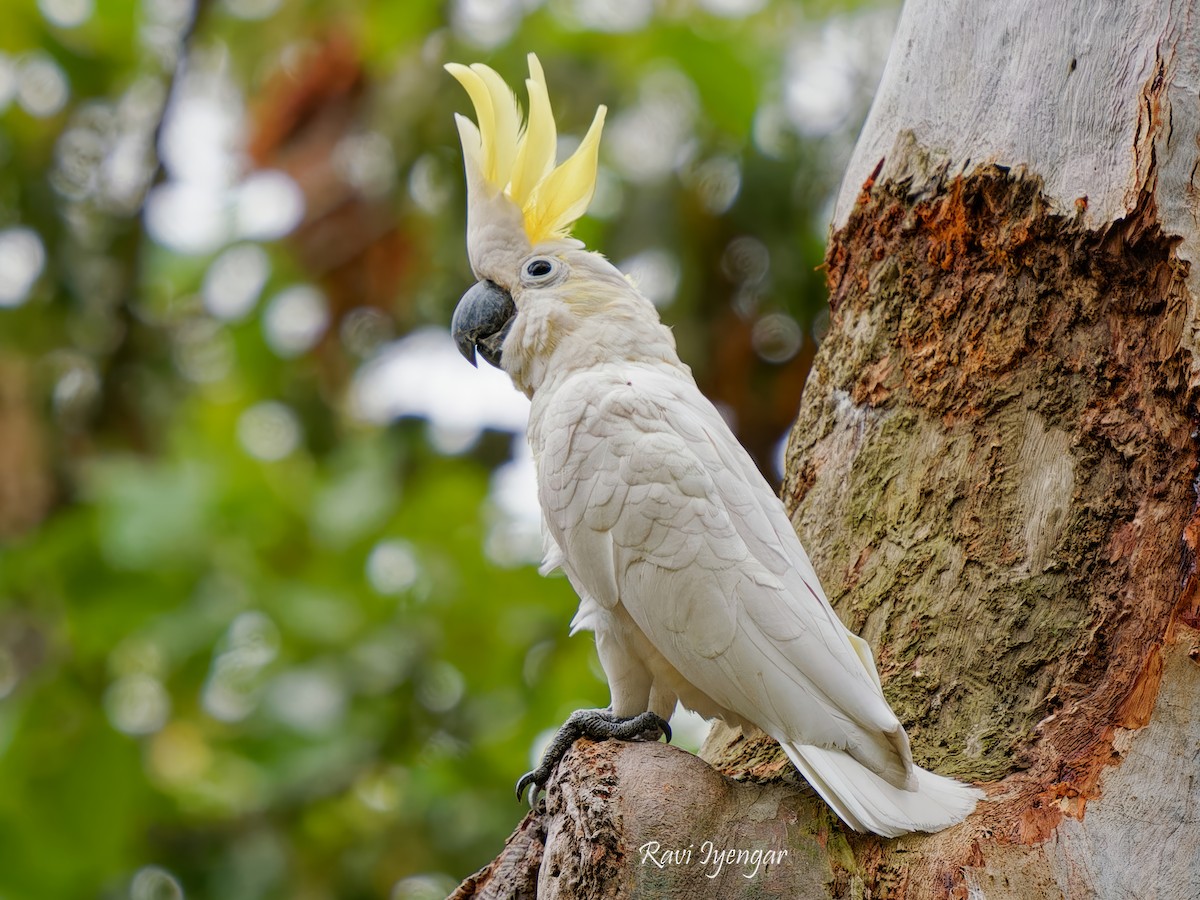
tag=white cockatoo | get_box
[446,54,982,837]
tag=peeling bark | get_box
[763,156,1200,895]
[788,164,1193,810]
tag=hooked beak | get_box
[451,280,517,369]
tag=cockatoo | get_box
[446,54,982,837]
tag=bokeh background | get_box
[0,0,896,896]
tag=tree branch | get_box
[452,738,848,899]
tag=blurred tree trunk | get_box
[450,1,1200,897]
[0,358,54,538]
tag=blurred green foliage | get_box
[0,0,893,896]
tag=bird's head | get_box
[447,54,679,397]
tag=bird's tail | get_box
[779,741,983,838]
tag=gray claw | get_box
[514,708,672,804]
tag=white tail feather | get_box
[780,741,983,838]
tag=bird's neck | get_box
[506,288,686,399]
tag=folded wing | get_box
[537,366,915,788]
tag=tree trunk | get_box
[451,1,1200,897]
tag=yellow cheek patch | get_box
[446,53,606,246]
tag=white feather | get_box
[783,743,983,838]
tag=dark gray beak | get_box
[451,280,517,369]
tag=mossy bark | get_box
[694,153,1200,898]
[784,162,1194,795]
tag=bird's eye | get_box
[526,259,553,278]
[521,257,562,286]
[520,255,566,286]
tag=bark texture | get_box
[764,157,1200,896]
[452,0,1200,896]
[787,162,1193,803]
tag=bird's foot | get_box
[516,708,672,805]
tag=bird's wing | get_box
[653,371,890,695]
[537,367,911,780]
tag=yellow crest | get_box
[446,54,606,245]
